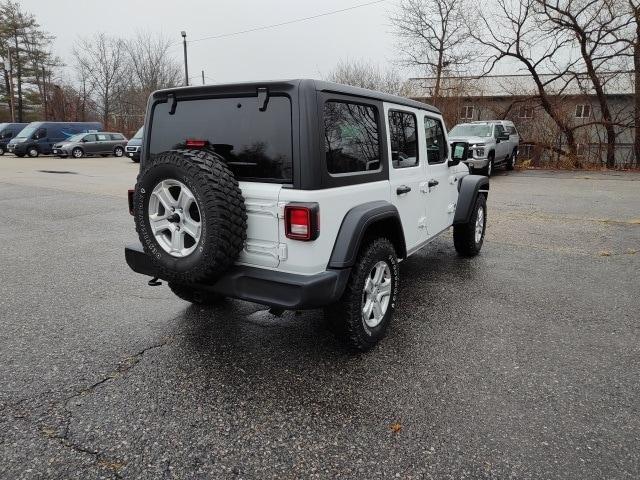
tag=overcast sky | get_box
[19,0,405,84]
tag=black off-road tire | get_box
[133,149,247,284]
[453,194,487,257]
[169,282,226,305]
[480,153,494,177]
[325,238,399,351]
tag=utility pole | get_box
[202,70,205,85]
[42,66,47,121]
[181,31,189,86]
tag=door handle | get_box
[396,185,412,195]
[428,179,439,188]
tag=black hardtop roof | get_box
[153,79,441,114]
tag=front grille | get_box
[126,146,139,152]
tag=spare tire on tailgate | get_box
[133,149,247,283]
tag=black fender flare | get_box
[328,201,406,269]
[453,175,490,225]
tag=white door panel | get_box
[423,115,457,237]
[385,104,428,251]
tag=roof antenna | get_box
[257,87,269,112]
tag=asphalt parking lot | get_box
[1,156,639,479]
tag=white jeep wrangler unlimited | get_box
[125,80,489,350]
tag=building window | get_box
[324,101,381,174]
[389,110,419,169]
[460,105,474,120]
[575,104,591,118]
[518,106,533,119]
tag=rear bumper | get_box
[125,243,350,310]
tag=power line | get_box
[187,0,386,44]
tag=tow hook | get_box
[148,277,162,286]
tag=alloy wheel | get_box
[148,179,202,258]
[475,206,485,244]
[361,261,392,328]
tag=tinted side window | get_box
[389,110,418,168]
[507,126,517,135]
[494,125,505,138]
[110,133,124,140]
[324,101,380,174]
[84,134,97,142]
[97,134,109,141]
[424,117,447,164]
[35,128,47,139]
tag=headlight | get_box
[472,144,485,157]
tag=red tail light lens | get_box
[185,139,207,148]
[128,189,135,215]
[284,203,319,241]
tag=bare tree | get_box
[391,0,474,103]
[124,31,181,109]
[326,59,414,96]
[627,0,640,165]
[73,33,126,128]
[539,0,633,167]
[472,0,582,164]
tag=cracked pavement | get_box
[1,158,639,479]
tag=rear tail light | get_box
[284,203,319,241]
[185,139,207,148]
[128,189,135,215]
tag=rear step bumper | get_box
[125,243,350,310]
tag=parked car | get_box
[53,132,127,158]
[0,123,28,155]
[7,121,103,157]
[125,126,143,162]
[125,80,489,351]
[448,120,519,176]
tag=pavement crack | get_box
[35,337,174,479]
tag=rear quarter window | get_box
[149,96,293,182]
[324,100,381,175]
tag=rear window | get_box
[110,133,124,140]
[149,96,293,182]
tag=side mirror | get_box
[81,138,87,142]
[448,142,468,167]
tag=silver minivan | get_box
[53,132,128,158]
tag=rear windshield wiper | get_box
[257,87,269,112]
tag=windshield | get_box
[149,96,293,182]
[66,133,86,142]
[133,127,144,139]
[16,126,37,139]
[449,124,493,138]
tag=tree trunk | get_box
[13,34,23,122]
[635,13,640,167]
[579,38,617,168]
